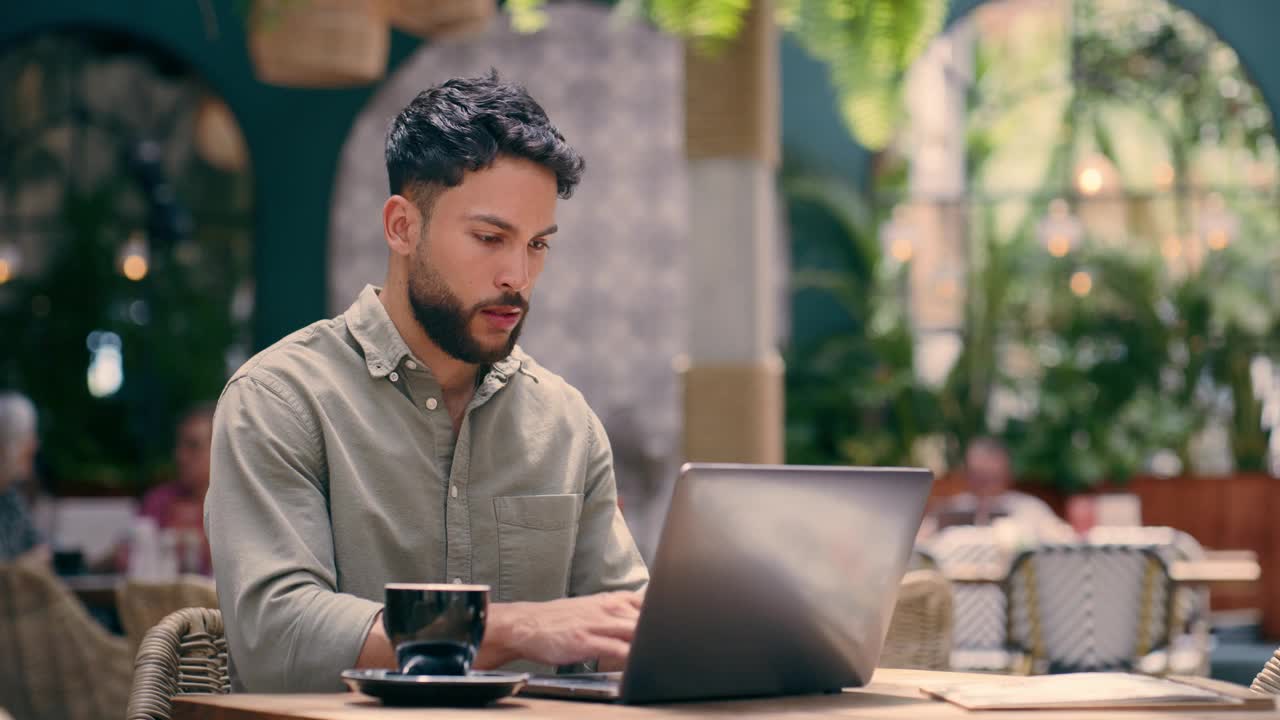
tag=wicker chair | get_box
[1086,526,1212,676]
[0,560,132,720]
[127,607,229,720]
[1005,544,1176,675]
[1252,646,1280,695]
[117,575,219,658]
[879,569,954,670]
[920,525,1013,671]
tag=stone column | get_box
[681,0,784,464]
[902,21,973,387]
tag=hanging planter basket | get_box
[194,95,248,172]
[385,0,496,40]
[247,0,390,88]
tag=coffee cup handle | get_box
[398,652,469,676]
[399,655,434,675]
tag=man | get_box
[930,437,1071,540]
[206,73,648,693]
[138,404,215,574]
[0,391,48,565]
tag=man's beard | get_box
[408,257,528,365]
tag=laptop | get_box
[522,462,934,704]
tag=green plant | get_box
[1181,245,1279,471]
[0,181,246,493]
[934,207,1020,456]
[0,34,252,494]
[505,0,552,33]
[777,0,948,150]
[998,247,1187,489]
[509,0,949,151]
[781,171,938,466]
[623,0,753,51]
[874,0,1280,486]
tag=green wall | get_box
[0,1,421,349]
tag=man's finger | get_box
[586,636,631,668]
[598,591,643,616]
[589,615,638,642]
[601,598,643,620]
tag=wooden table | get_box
[1170,551,1263,584]
[173,668,1280,719]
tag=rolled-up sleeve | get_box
[205,375,381,692]
[568,410,649,597]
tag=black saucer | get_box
[341,669,529,706]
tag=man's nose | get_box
[497,247,530,293]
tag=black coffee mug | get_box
[383,583,489,676]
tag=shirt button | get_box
[388,371,399,382]
[425,398,438,410]
[405,360,417,370]
[452,577,462,584]
[450,484,458,498]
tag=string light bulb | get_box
[1070,270,1093,297]
[1077,166,1104,196]
[880,205,915,265]
[1038,198,1082,257]
[119,230,150,282]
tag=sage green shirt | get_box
[205,286,648,693]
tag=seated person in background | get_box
[138,403,216,575]
[205,73,648,693]
[930,436,1073,542]
[0,391,50,565]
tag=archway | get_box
[0,29,254,493]
[876,0,1280,482]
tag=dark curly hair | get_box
[385,70,584,213]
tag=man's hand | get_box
[476,591,644,670]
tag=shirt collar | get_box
[344,284,530,387]
[345,285,413,379]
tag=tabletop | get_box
[1170,551,1262,584]
[173,668,1280,720]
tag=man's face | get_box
[175,414,213,495]
[407,156,559,365]
[965,446,1013,498]
[5,435,37,490]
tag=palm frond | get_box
[505,0,550,34]
[779,0,948,150]
[648,0,752,53]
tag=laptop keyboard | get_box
[534,672,621,689]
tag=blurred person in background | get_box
[135,403,216,574]
[0,391,49,565]
[930,436,1073,542]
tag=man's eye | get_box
[475,234,502,245]
[530,239,550,251]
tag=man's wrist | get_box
[475,601,528,669]
[355,610,396,669]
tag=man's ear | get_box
[383,194,421,257]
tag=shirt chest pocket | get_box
[494,494,583,602]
